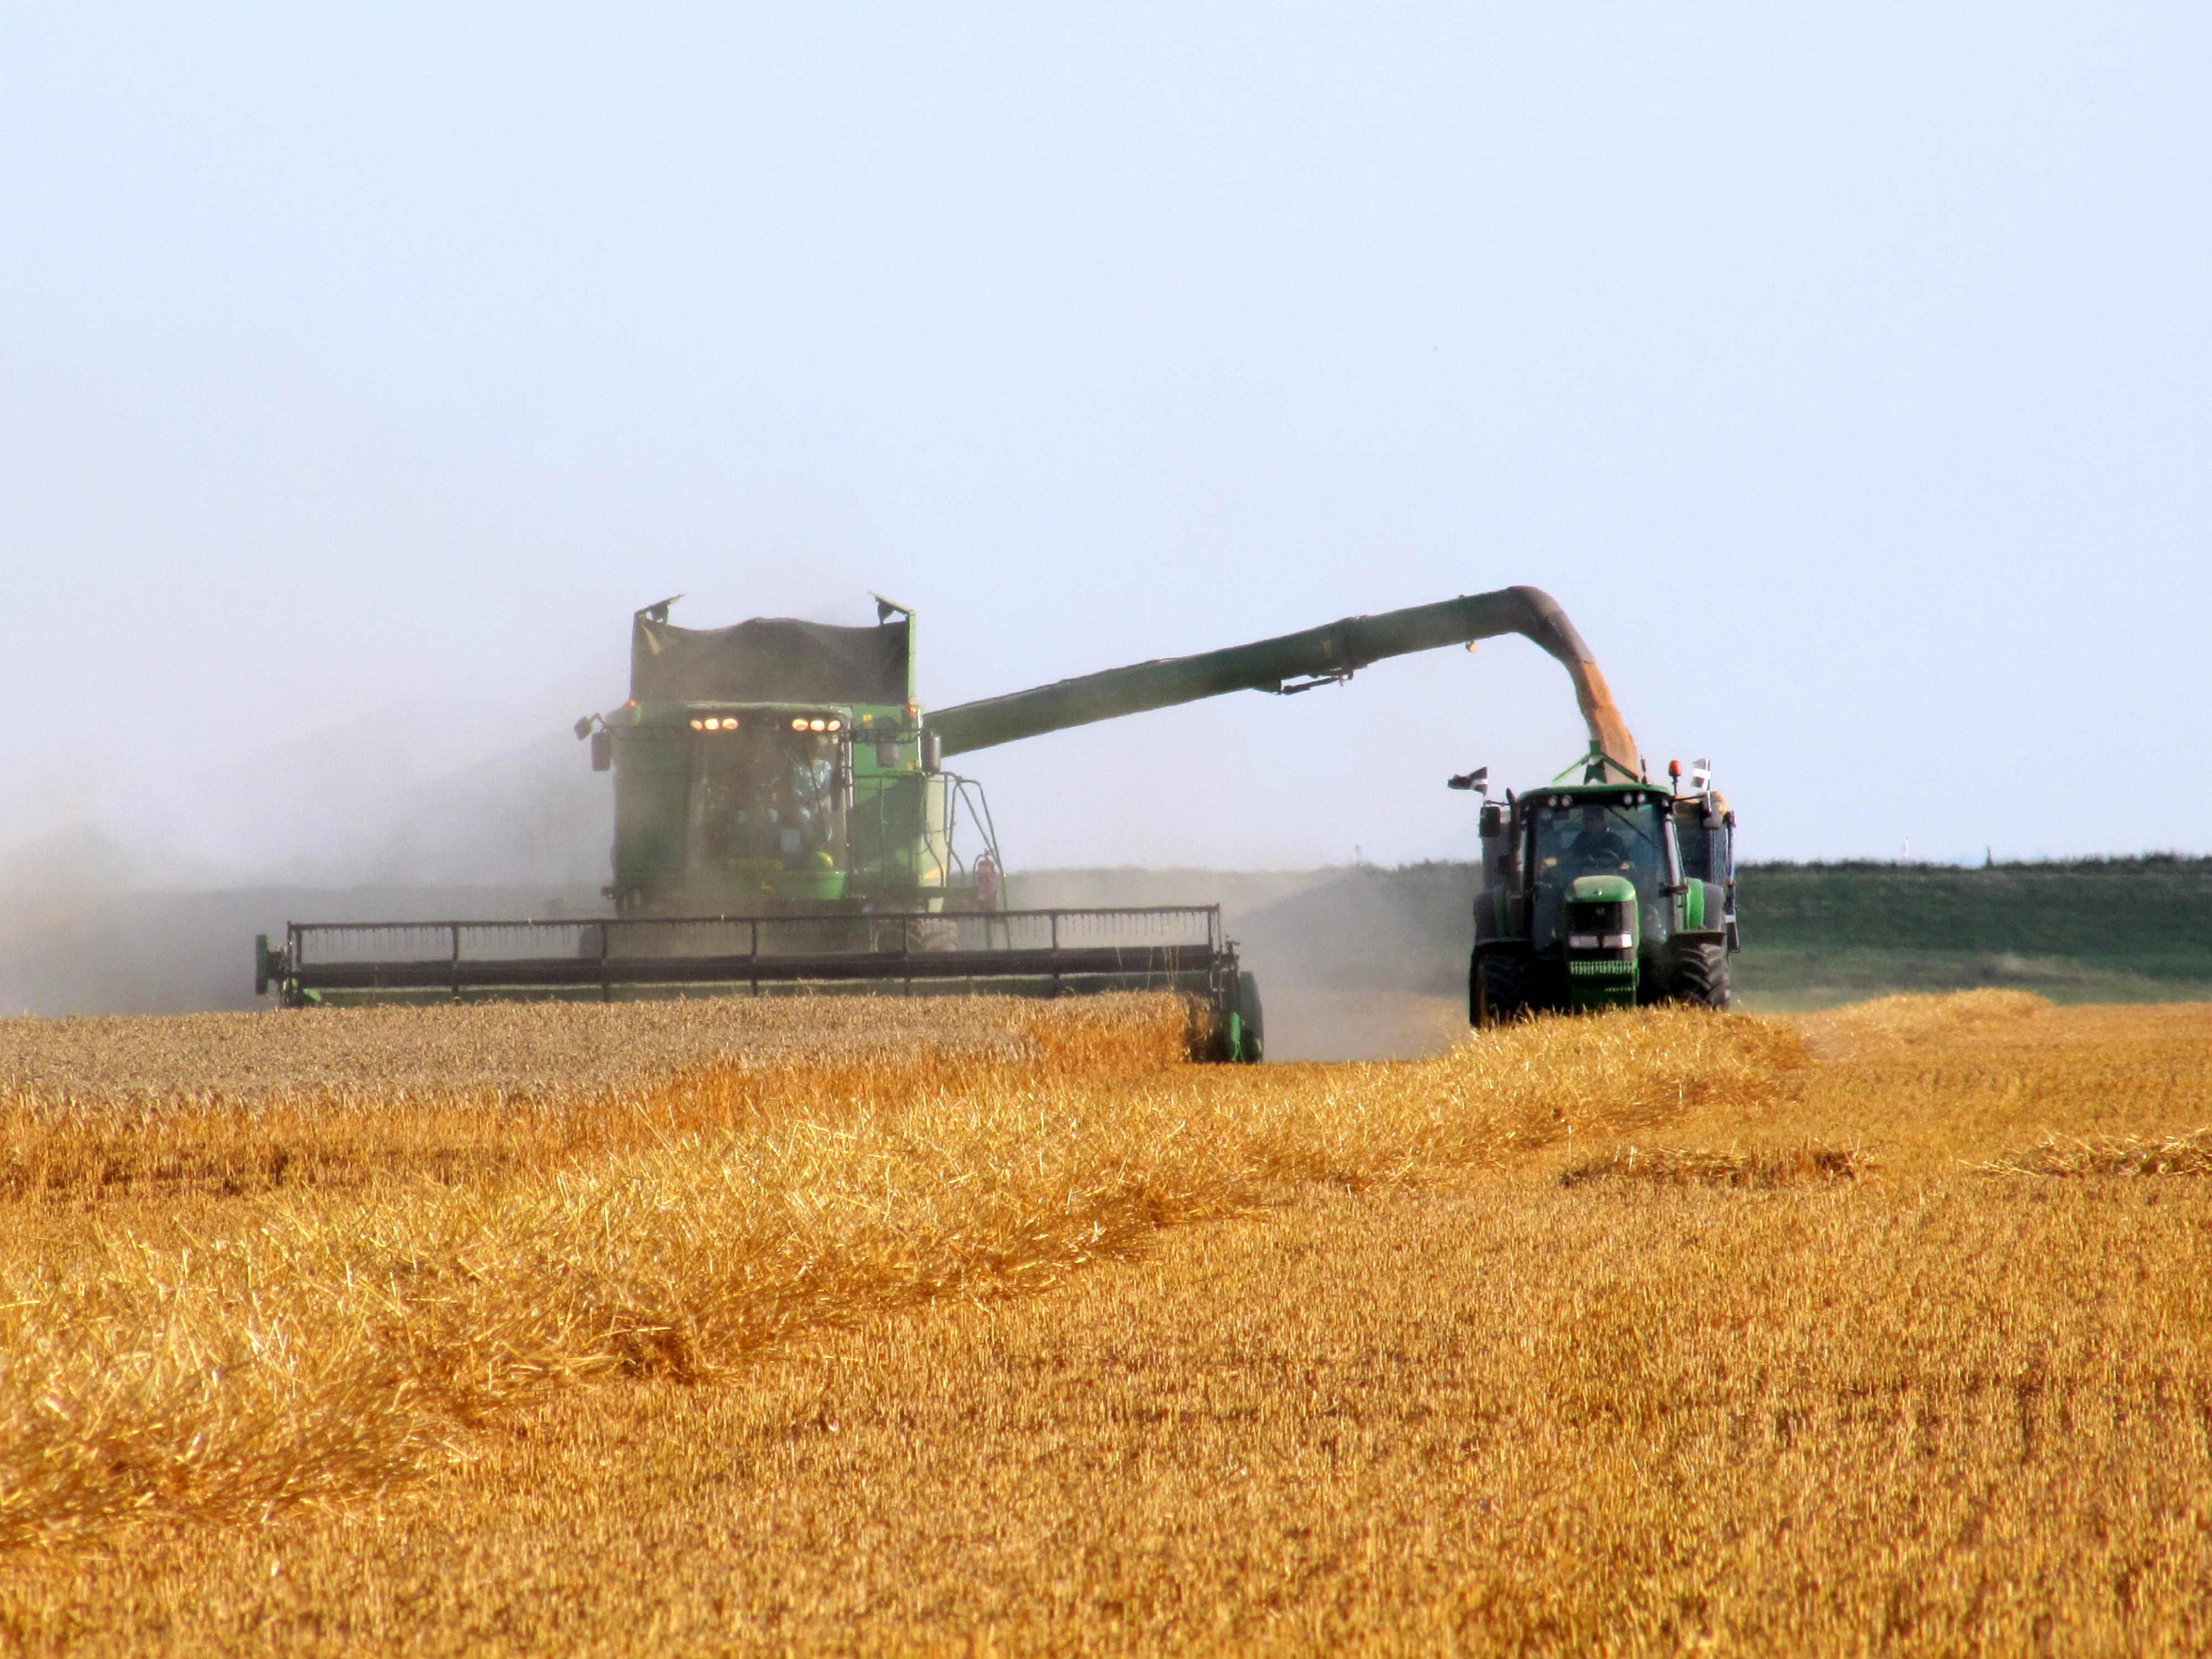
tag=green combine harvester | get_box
[257,584,1734,1051]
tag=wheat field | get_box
[0,988,2207,1652]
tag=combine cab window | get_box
[686,727,848,873]
[1529,799,1669,950]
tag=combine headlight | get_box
[808,718,827,732]
[689,719,703,731]
[826,718,842,732]
[790,717,807,731]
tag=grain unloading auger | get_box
[258,585,1725,1052]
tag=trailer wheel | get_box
[1670,941,1731,1010]
[1473,949,1532,1026]
[1235,971,1265,1063]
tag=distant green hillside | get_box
[1733,857,2212,1008]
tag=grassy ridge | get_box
[1739,855,2212,961]
[1735,855,2212,1005]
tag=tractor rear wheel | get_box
[1671,941,1731,1010]
[1472,949,1532,1026]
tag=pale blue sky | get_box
[3,3,2205,881]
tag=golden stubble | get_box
[0,988,2209,1654]
[0,995,1779,1551]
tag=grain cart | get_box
[259,585,1655,1058]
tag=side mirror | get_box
[590,730,613,772]
[920,729,943,774]
[1479,802,1505,839]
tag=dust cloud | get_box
[2,692,1475,1044]
[4,841,1481,1057]
[0,735,614,1018]
[1008,864,1478,1060]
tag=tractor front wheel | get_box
[1670,941,1731,1010]
[1472,949,1533,1027]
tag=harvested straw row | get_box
[0,1004,1791,1548]
[0,994,1188,1204]
[1975,1128,2212,1178]
[0,992,1107,1106]
[1557,1141,1871,1189]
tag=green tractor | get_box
[1457,750,1739,1024]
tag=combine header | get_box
[259,583,1723,1053]
[259,906,1248,1055]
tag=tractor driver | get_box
[1563,804,1633,875]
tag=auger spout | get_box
[925,585,1640,778]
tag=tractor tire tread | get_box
[1671,940,1731,1010]
[1473,950,1533,1027]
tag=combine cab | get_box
[581,596,987,917]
